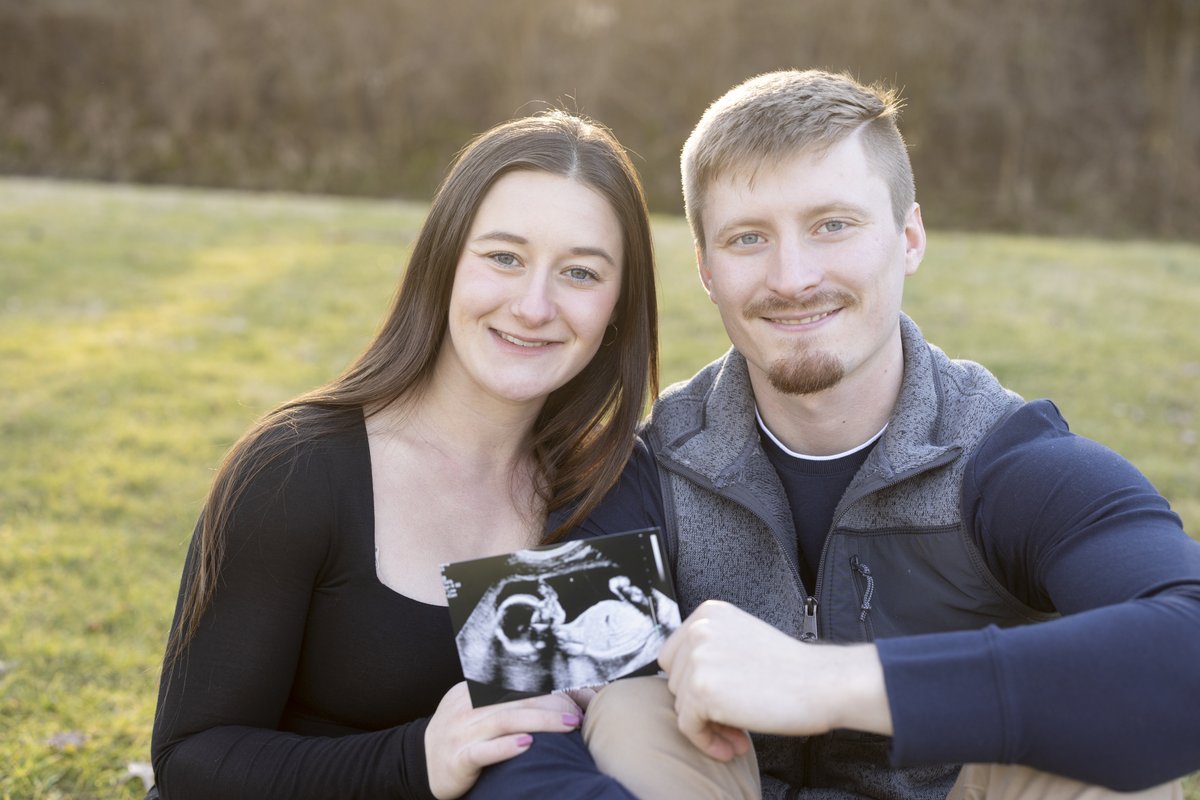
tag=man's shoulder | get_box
[931,347,1019,400]
[971,397,1112,474]
[965,397,1169,512]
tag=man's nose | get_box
[765,239,823,297]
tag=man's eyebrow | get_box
[472,231,616,265]
[805,201,872,219]
[711,217,770,244]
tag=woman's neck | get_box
[371,378,541,478]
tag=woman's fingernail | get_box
[516,734,533,748]
[562,713,581,728]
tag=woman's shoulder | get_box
[227,404,370,519]
[253,403,368,464]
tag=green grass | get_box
[2,177,1197,798]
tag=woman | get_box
[151,110,658,800]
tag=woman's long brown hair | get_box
[165,111,658,665]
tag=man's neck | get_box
[748,339,905,458]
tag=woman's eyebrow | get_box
[473,231,615,265]
[567,246,616,266]
[472,230,527,245]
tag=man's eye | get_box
[735,233,763,246]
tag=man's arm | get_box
[656,401,1200,791]
[881,400,1200,790]
[658,600,891,757]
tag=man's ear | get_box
[903,203,926,276]
[697,245,717,304]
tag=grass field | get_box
[2,177,1198,798]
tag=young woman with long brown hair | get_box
[150,110,658,800]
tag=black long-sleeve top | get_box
[152,413,453,799]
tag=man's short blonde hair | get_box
[682,70,915,249]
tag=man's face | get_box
[697,131,925,400]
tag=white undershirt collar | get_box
[755,406,888,461]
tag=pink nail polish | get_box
[516,734,533,748]
[562,713,581,728]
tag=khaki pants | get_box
[583,675,762,800]
[584,677,1183,800]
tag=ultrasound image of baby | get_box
[443,530,680,705]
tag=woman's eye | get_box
[490,252,519,267]
[819,220,847,234]
[565,266,599,283]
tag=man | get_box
[469,70,1200,799]
[577,70,1200,799]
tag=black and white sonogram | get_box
[441,528,681,707]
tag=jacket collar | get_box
[655,313,957,486]
[870,314,960,480]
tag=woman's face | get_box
[439,170,624,409]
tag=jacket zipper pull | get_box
[850,555,875,622]
[800,596,819,642]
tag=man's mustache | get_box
[742,291,857,321]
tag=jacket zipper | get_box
[800,595,818,641]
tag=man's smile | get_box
[767,309,840,326]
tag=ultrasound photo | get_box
[441,528,681,707]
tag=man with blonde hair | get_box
[470,70,1200,799]
[577,69,1200,799]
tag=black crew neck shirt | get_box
[758,424,877,591]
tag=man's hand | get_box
[657,600,893,760]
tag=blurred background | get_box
[3,2,1200,796]
[2,0,1198,240]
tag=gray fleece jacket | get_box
[643,315,1052,799]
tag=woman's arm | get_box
[152,438,441,799]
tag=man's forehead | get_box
[712,137,883,200]
[708,148,821,196]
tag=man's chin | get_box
[766,353,844,396]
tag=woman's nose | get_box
[510,274,558,326]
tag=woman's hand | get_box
[424,682,583,799]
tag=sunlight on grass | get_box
[3,178,1197,798]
